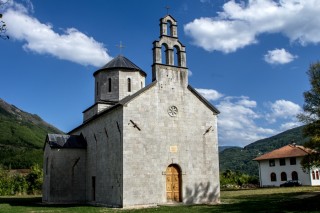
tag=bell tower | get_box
[152,15,188,87]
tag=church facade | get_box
[42,15,220,208]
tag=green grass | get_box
[1,187,320,213]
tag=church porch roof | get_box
[45,134,87,149]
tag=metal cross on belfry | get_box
[165,5,170,14]
[116,41,125,55]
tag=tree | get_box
[298,62,320,169]
[25,164,43,194]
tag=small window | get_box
[290,157,296,165]
[269,159,275,167]
[281,172,287,181]
[271,173,277,182]
[45,157,49,175]
[127,78,131,92]
[141,81,143,88]
[312,171,316,180]
[316,171,319,180]
[280,158,286,166]
[108,78,112,92]
[96,82,99,96]
[292,171,298,181]
[92,176,96,201]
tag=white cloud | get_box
[196,88,303,146]
[3,3,112,67]
[267,99,302,123]
[188,69,193,76]
[264,48,297,64]
[280,121,301,131]
[217,96,276,146]
[195,88,223,101]
[184,0,320,53]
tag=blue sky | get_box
[1,0,319,147]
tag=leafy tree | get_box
[298,62,320,169]
[220,169,259,189]
[25,164,43,194]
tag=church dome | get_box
[94,55,146,76]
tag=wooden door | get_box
[166,165,181,202]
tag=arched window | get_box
[312,171,316,180]
[161,43,169,65]
[96,82,99,96]
[292,171,298,181]
[173,45,181,66]
[167,20,172,36]
[281,172,287,181]
[141,81,143,89]
[127,78,131,92]
[316,171,319,180]
[270,173,276,182]
[108,78,112,92]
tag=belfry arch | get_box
[153,15,186,68]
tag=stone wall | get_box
[42,145,86,203]
[121,68,220,207]
[71,107,124,207]
[95,70,145,103]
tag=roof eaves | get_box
[69,81,157,134]
[187,85,220,114]
[120,81,157,105]
[68,104,122,134]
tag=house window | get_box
[290,157,296,165]
[279,158,286,166]
[292,171,298,181]
[281,172,287,181]
[108,78,112,92]
[128,78,131,92]
[269,159,275,167]
[271,173,277,182]
[316,171,319,180]
[312,171,316,180]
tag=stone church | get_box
[42,14,220,208]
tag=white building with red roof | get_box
[253,144,320,187]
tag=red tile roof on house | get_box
[253,144,314,161]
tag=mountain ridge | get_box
[0,98,63,168]
[219,126,307,176]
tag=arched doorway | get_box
[166,164,181,202]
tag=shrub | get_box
[0,164,43,195]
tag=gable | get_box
[187,85,220,114]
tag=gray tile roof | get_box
[45,134,87,149]
[94,55,146,76]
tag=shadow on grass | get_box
[0,196,87,208]
[1,192,320,213]
[190,193,320,213]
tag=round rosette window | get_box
[168,106,178,117]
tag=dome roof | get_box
[94,55,146,76]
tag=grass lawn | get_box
[1,187,320,213]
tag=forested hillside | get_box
[219,126,308,176]
[0,99,62,168]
